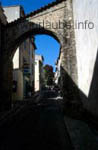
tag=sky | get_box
[35,35,60,71]
[1,0,60,71]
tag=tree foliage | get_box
[44,65,54,86]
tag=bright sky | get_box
[35,35,60,71]
[1,0,60,71]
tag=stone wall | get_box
[60,0,79,103]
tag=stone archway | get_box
[1,0,78,110]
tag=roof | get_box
[26,0,66,18]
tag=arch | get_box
[8,27,62,60]
[1,0,79,110]
[3,0,77,85]
[4,0,66,61]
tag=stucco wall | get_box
[73,0,98,115]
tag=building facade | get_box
[55,50,62,86]
[0,6,12,110]
[4,6,35,100]
[34,55,44,92]
[23,38,36,98]
[0,5,7,44]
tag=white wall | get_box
[13,48,19,69]
[35,60,40,91]
[3,6,20,23]
[73,0,98,115]
[73,0,98,95]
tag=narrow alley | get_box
[1,0,98,149]
[0,89,73,150]
[0,89,98,150]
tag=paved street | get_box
[0,89,98,150]
[0,90,73,150]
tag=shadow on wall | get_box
[88,50,98,116]
[61,50,98,118]
[61,66,87,102]
[60,66,88,119]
